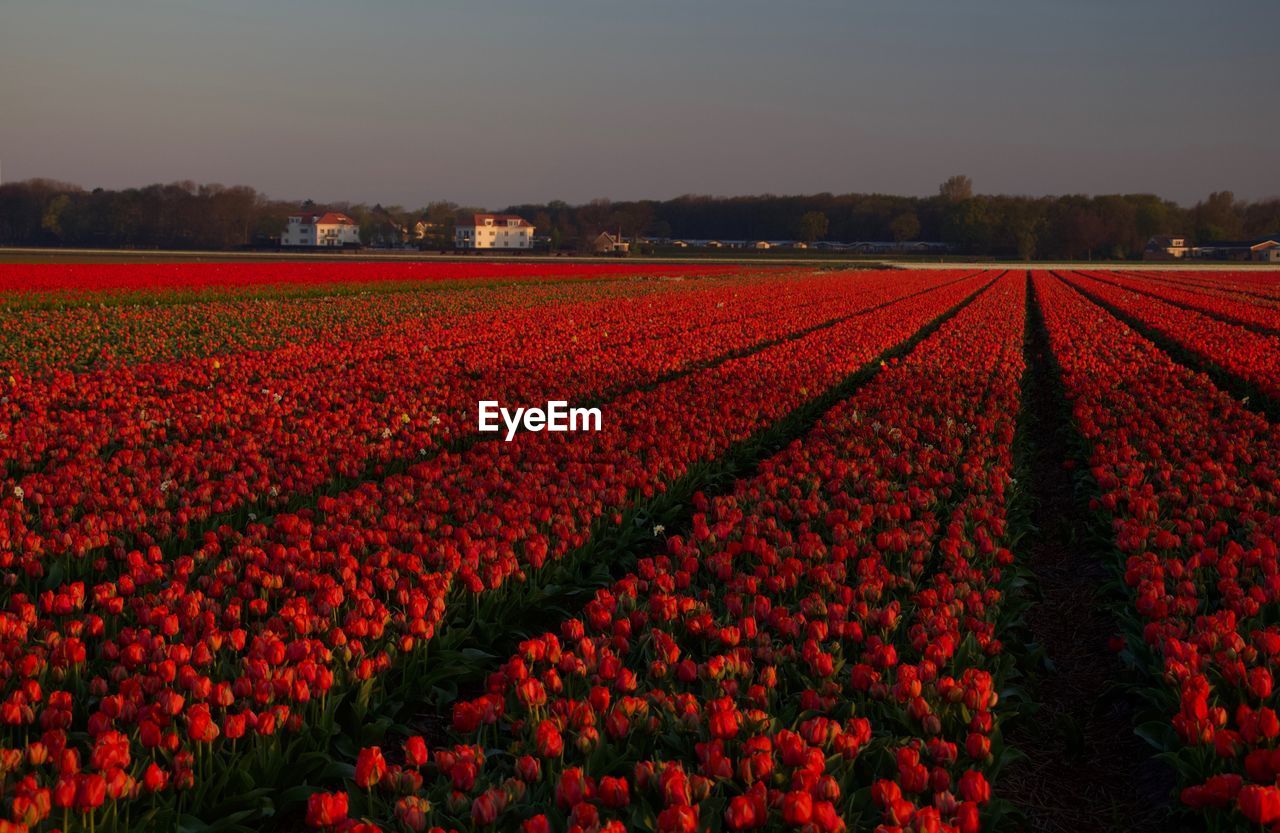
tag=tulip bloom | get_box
[354,747,386,790]
[306,792,349,828]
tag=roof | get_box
[288,211,356,226]
[1148,235,1189,246]
[467,213,533,228]
[1201,235,1280,249]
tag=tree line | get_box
[1,175,1276,259]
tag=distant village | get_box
[5,177,1278,260]
[278,211,1280,261]
[280,210,953,256]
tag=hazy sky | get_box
[2,0,1277,209]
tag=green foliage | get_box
[3,176,1278,259]
[797,210,830,243]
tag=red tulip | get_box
[305,791,348,828]
[395,736,425,768]
[1239,785,1280,825]
[74,773,107,812]
[598,775,630,809]
[142,763,169,793]
[725,794,761,830]
[535,720,563,758]
[354,747,386,790]
[782,791,813,826]
[521,815,552,833]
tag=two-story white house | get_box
[281,212,361,247]
[455,214,534,249]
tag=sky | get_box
[1,0,1277,209]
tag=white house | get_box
[455,214,534,249]
[282,212,361,247]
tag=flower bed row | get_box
[1035,272,1280,830]
[1082,271,1280,335]
[1124,269,1280,301]
[2,270,958,576]
[0,261,748,298]
[0,271,706,373]
[0,272,995,830]
[1060,271,1280,405]
[302,272,1028,833]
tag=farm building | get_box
[412,220,443,240]
[592,232,630,254]
[281,211,361,247]
[1197,235,1280,261]
[455,214,535,249]
[1143,235,1192,260]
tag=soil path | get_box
[999,273,1188,833]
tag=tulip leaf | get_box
[1134,720,1175,751]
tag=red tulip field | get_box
[2,264,1280,833]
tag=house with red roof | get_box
[455,213,534,250]
[282,211,361,247]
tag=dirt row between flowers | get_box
[250,278,1009,832]
[996,274,1189,833]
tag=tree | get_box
[941,198,997,254]
[1243,199,1280,238]
[1194,191,1243,243]
[938,175,973,203]
[1133,195,1174,243]
[797,211,829,243]
[889,212,920,242]
[0,175,1275,258]
[41,194,71,241]
[1006,210,1042,261]
[1058,202,1108,260]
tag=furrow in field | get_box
[997,273,1175,833]
[1035,270,1280,831]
